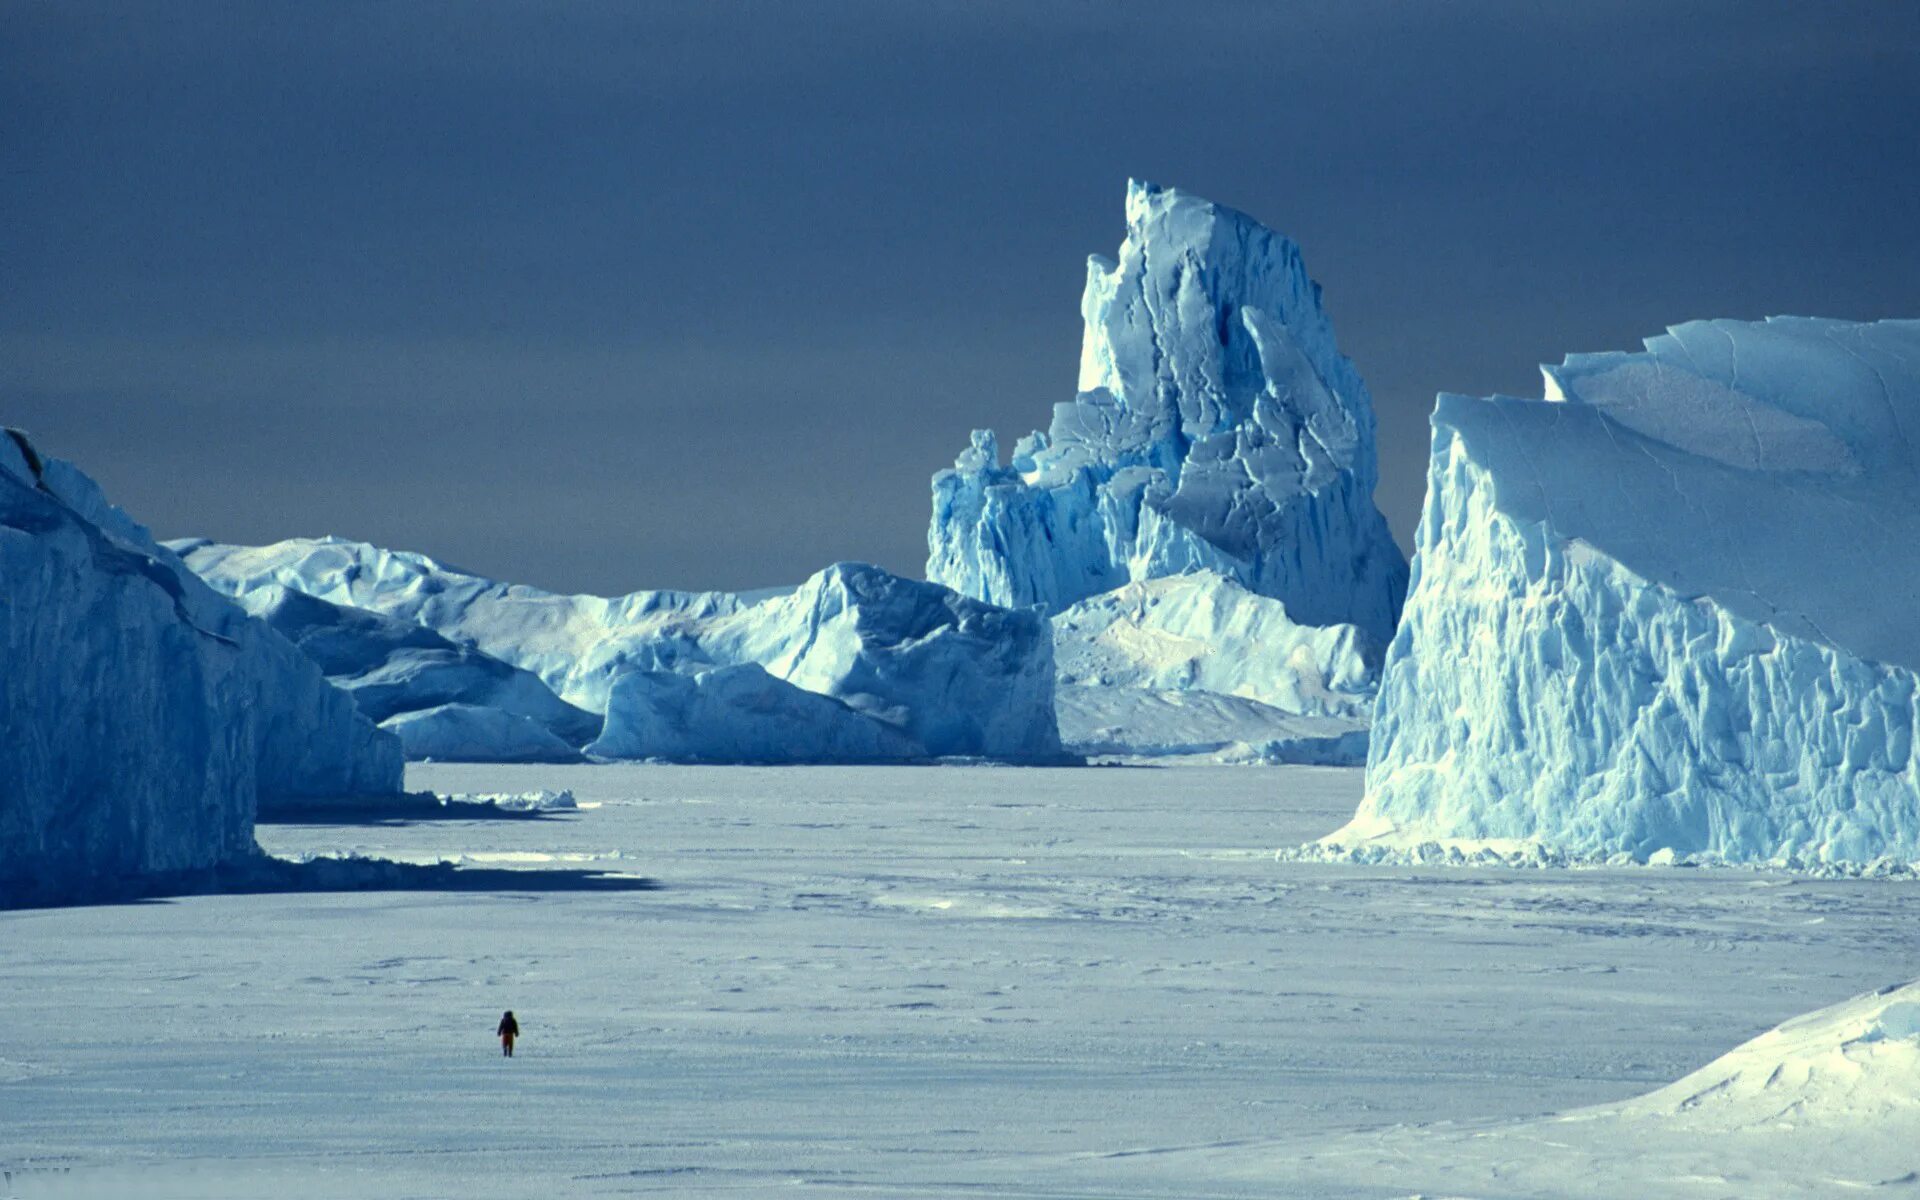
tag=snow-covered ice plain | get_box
[7,763,1918,1199]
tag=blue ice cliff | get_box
[1345,317,1920,865]
[177,540,1062,764]
[0,432,401,903]
[927,180,1407,644]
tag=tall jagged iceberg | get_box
[1347,317,1920,865]
[178,539,1062,763]
[928,180,1407,644]
[1,431,401,904]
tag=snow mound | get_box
[589,664,923,763]
[238,585,597,760]
[1351,317,1920,865]
[928,180,1406,642]
[1601,978,1920,1132]
[1,431,400,904]
[175,541,1062,762]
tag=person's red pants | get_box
[502,1035,515,1057]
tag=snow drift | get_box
[1350,317,1920,865]
[927,180,1406,643]
[0,431,401,903]
[177,540,1062,763]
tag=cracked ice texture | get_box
[1,433,400,900]
[178,540,1061,762]
[1351,317,1920,864]
[927,180,1407,643]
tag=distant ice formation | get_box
[178,541,1062,764]
[928,180,1406,644]
[236,585,597,762]
[589,664,923,763]
[1051,572,1376,762]
[1349,317,1920,864]
[1,431,401,903]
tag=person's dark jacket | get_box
[497,1013,519,1037]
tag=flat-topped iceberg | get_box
[1349,317,1920,865]
[1,431,401,904]
[177,539,1062,763]
[928,180,1406,643]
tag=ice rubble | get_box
[927,180,1407,644]
[1051,572,1376,762]
[1348,317,1920,865]
[177,540,1062,763]
[0,431,401,902]
[236,585,597,762]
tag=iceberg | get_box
[1,431,400,903]
[588,664,923,763]
[1349,317,1920,865]
[1050,572,1377,762]
[176,541,1063,762]
[237,585,598,761]
[928,180,1407,644]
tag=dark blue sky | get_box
[8,2,1918,594]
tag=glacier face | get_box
[928,181,1407,643]
[1,432,400,902]
[177,541,1062,763]
[1352,317,1920,865]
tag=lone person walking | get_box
[497,1010,520,1057]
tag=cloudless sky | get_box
[7,1,1919,594]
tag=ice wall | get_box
[928,180,1407,642]
[1351,317,1920,864]
[1,432,400,902]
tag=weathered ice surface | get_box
[1352,317,1920,865]
[238,585,597,761]
[178,540,1062,762]
[928,181,1406,643]
[0,432,399,904]
[588,664,923,763]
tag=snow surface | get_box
[175,541,1061,762]
[927,180,1406,642]
[0,432,398,902]
[6,763,1919,1198]
[1354,317,1920,865]
[237,585,598,761]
